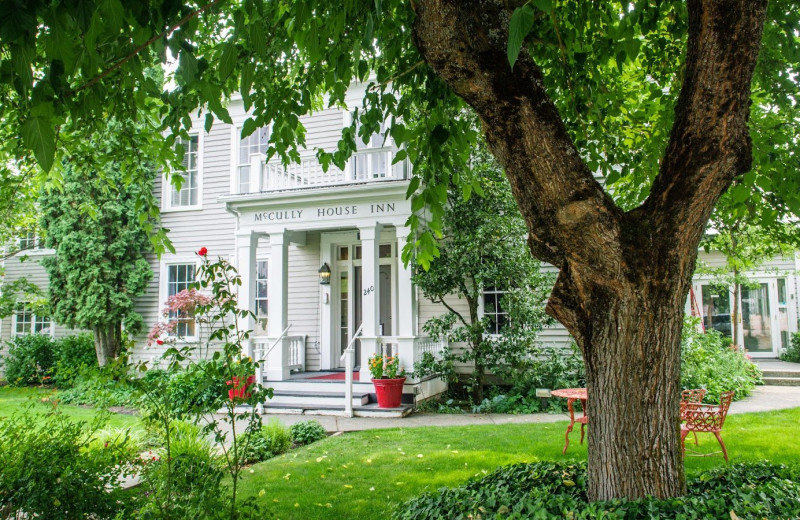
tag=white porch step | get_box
[261,402,414,418]
[269,389,370,407]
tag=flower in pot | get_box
[368,353,406,408]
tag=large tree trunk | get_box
[412,0,767,501]
[93,323,122,367]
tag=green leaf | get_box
[22,116,56,172]
[219,41,238,80]
[241,117,258,138]
[532,0,553,12]
[205,113,214,133]
[507,3,536,69]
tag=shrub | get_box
[1,334,58,386]
[681,317,762,401]
[167,360,228,416]
[780,332,800,363]
[57,365,137,407]
[290,420,327,446]
[393,461,800,520]
[54,333,97,387]
[244,419,293,463]
[0,407,135,519]
[136,420,227,518]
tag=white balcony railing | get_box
[238,147,406,194]
[374,336,446,380]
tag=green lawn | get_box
[239,408,800,520]
[0,386,141,430]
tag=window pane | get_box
[167,263,197,336]
[379,244,392,258]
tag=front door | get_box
[694,278,790,357]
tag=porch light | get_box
[318,262,331,285]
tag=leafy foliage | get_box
[1,334,57,386]
[289,420,328,446]
[39,121,155,365]
[780,332,800,363]
[243,419,292,464]
[0,405,136,519]
[413,151,553,402]
[52,332,96,387]
[681,318,762,402]
[394,461,800,520]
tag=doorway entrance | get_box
[693,277,794,357]
[334,241,396,368]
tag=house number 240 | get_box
[363,286,374,296]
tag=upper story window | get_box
[167,263,197,337]
[17,230,42,251]
[13,303,52,337]
[238,127,270,193]
[168,135,200,209]
[482,286,508,335]
[354,121,390,180]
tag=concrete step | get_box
[761,370,800,379]
[762,376,800,386]
[261,402,414,418]
[269,390,370,407]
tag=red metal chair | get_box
[680,388,707,446]
[680,390,734,462]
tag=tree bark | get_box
[412,0,767,500]
[93,323,122,367]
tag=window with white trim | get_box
[167,263,197,337]
[255,260,268,334]
[18,230,42,250]
[237,126,270,193]
[482,286,508,335]
[353,119,390,180]
[169,135,200,208]
[13,303,52,337]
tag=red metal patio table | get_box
[551,387,588,454]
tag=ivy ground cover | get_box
[239,408,800,519]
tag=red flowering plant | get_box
[138,247,271,515]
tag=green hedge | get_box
[1,333,96,387]
[394,461,800,520]
[780,332,800,363]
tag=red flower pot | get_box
[227,375,256,400]
[372,377,406,408]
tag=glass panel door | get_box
[700,284,733,340]
[777,278,790,350]
[339,271,348,360]
[741,283,773,353]
[379,264,393,336]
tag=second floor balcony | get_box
[236,147,408,195]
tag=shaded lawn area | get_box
[239,408,800,520]
[0,386,141,430]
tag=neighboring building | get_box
[2,83,799,412]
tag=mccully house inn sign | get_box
[250,201,401,223]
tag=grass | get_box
[0,386,141,430]
[238,408,800,520]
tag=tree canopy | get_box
[1,0,798,502]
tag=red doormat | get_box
[307,372,360,381]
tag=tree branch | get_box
[68,0,226,97]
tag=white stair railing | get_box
[255,323,292,414]
[340,323,364,418]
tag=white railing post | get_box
[340,323,364,418]
[257,323,291,414]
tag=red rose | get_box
[198,247,208,256]
[156,339,164,345]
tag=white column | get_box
[395,226,417,377]
[235,230,259,347]
[359,223,382,380]
[266,230,290,381]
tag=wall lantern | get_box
[318,262,331,285]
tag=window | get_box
[13,303,51,337]
[167,263,196,337]
[169,135,200,208]
[255,260,268,334]
[18,230,41,250]
[238,126,270,193]
[353,120,390,180]
[482,286,508,335]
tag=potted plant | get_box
[368,353,406,408]
[227,357,256,400]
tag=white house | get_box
[2,83,799,415]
